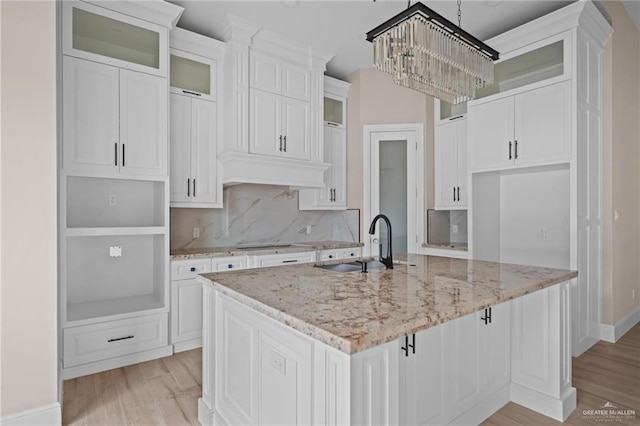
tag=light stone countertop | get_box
[197,254,577,355]
[170,241,363,260]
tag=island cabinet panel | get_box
[351,340,400,425]
[447,312,483,415]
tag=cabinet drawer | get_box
[64,313,168,367]
[171,258,212,280]
[320,250,339,261]
[255,251,316,268]
[212,256,247,272]
[339,247,361,259]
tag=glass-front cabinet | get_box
[170,49,217,102]
[62,1,168,77]
[324,93,346,128]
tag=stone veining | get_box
[198,254,578,354]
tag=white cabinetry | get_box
[63,56,167,177]
[250,51,310,101]
[60,1,181,379]
[469,2,611,357]
[169,29,224,208]
[469,81,571,172]
[299,76,350,210]
[318,247,362,262]
[249,251,316,268]
[434,118,467,209]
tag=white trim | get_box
[362,124,424,257]
[510,383,577,422]
[600,305,640,343]
[449,385,510,426]
[62,345,173,379]
[173,339,202,353]
[198,398,215,426]
[0,403,61,426]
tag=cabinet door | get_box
[281,62,310,101]
[447,312,481,416]
[331,128,347,207]
[456,121,468,207]
[171,279,203,344]
[514,82,571,166]
[63,57,119,174]
[191,99,219,204]
[404,325,448,426]
[281,97,311,160]
[119,69,168,176]
[316,127,335,207]
[469,97,514,171]
[250,51,281,94]
[249,89,281,157]
[480,302,511,395]
[169,94,192,203]
[434,122,459,209]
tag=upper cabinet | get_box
[63,56,168,177]
[169,28,224,208]
[220,18,334,188]
[469,81,571,172]
[62,1,170,77]
[299,76,350,210]
[434,118,467,209]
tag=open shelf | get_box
[66,226,165,237]
[66,176,165,228]
[66,294,164,325]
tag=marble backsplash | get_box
[170,184,360,250]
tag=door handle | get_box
[115,143,118,166]
[283,135,287,152]
[509,141,512,160]
[514,140,518,160]
[279,135,283,151]
[453,187,456,202]
[122,144,125,167]
[187,179,191,197]
[193,179,196,197]
[457,186,460,202]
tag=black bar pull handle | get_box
[283,135,287,152]
[122,144,125,167]
[509,141,512,160]
[481,307,493,325]
[115,143,118,166]
[108,335,134,343]
[279,135,283,151]
[193,179,196,197]
[457,187,460,202]
[187,179,190,197]
[182,90,202,97]
[453,187,456,202]
[514,140,518,160]
[282,259,298,264]
[401,334,416,357]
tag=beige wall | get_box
[345,68,434,242]
[601,1,640,325]
[0,0,58,417]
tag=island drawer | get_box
[63,313,168,367]
[171,258,212,280]
[319,247,362,261]
[252,251,316,268]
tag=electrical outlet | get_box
[539,228,547,238]
[270,349,286,375]
[633,289,636,300]
[306,225,312,235]
[452,225,459,234]
[108,194,117,206]
[109,246,122,257]
[193,227,200,238]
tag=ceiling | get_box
[168,0,599,79]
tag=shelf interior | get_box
[67,176,165,228]
[67,294,164,323]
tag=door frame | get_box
[363,123,425,257]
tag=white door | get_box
[281,96,310,160]
[63,56,119,174]
[368,129,419,256]
[469,96,514,171]
[515,81,571,165]
[191,99,219,203]
[435,122,459,209]
[119,69,167,176]
[169,94,192,203]
[171,279,203,344]
[249,89,281,157]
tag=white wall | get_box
[0,0,59,418]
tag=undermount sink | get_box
[316,260,389,273]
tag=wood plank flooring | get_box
[63,323,640,425]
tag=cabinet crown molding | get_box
[83,0,184,29]
[324,76,350,98]
[170,27,225,59]
[486,0,611,55]
[251,29,334,68]
[222,14,261,44]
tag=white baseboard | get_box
[448,385,510,425]
[173,338,202,353]
[510,383,576,422]
[197,398,214,426]
[62,345,173,379]
[0,403,61,426]
[600,305,640,343]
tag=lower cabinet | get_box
[248,251,316,268]
[318,247,362,261]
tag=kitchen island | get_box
[197,254,578,425]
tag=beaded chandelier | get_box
[366,1,499,104]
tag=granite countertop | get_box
[197,254,577,355]
[170,241,363,260]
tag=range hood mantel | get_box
[220,152,330,188]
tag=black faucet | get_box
[369,214,393,269]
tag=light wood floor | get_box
[63,323,640,425]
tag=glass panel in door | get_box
[379,140,408,254]
[170,54,211,95]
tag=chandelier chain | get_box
[457,0,462,28]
